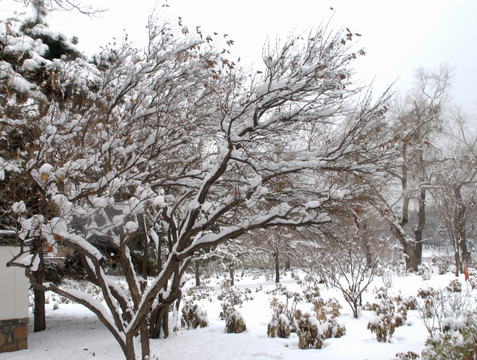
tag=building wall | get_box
[0,246,29,352]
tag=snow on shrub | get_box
[292,296,346,349]
[416,278,477,359]
[393,351,420,359]
[267,313,291,338]
[223,306,246,334]
[431,256,452,275]
[416,280,473,335]
[217,282,244,307]
[266,285,302,338]
[267,297,295,338]
[297,273,321,302]
[184,287,212,302]
[418,262,432,280]
[294,309,323,349]
[312,297,346,339]
[468,275,477,290]
[445,279,462,293]
[421,314,477,360]
[365,287,408,343]
[180,300,208,329]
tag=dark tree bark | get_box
[195,261,200,287]
[229,263,235,286]
[149,303,170,339]
[410,188,426,271]
[455,186,471,270]
[32,240,46,332]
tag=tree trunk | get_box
[412,187,426,271]
[405,242,420,272]
[32,241,46,332]
[195,261,200,287]
[124,335,136,360]
[388,220,420,272]
[454,250,461,277]
[229,263,234,286]
[33,287,46,332]
[140,323,150,360]
[274,252,280,283]
[142,229,148,279]
[149,303,170,339]
[284,257,291,271]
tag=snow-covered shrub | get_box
[293,297,346,349]
[294,310,322,349]
[243,287,254,301]
[431,256,452,275]
[266,286,302,338]
[312,297,346,339]
[267,313,291,338]
[468,275,477,290]
[267,297,292,338]
[218,283,245,326]
[421,314,477,360]
[217,283,243,307]
[223,307,246,333]
[313,297,341,321]
[416,287,438,320]
[445,279,462,293]
[418,262,432,280]
[265,283,287,296]
[265,284,301,315]
[297,274,321,302]
[185,287,212,302]
[416,280,473,335]
[180,300,208,329]
[394,351,420,359]
[402,295,418,311]
[365,288,408,342]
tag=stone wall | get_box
[0,318,29,353]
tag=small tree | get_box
[314,207,380,318]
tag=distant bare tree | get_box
[378,66,451,271]
[431,110,477,274]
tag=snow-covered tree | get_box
[0,3,87,332]
[2,8,390,359]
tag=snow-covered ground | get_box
[2,270,472,360]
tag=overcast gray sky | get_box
[2,0,477,114]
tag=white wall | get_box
[0,247,29,321]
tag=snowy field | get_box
[2,269,472,360]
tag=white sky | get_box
[2,0,477,114]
